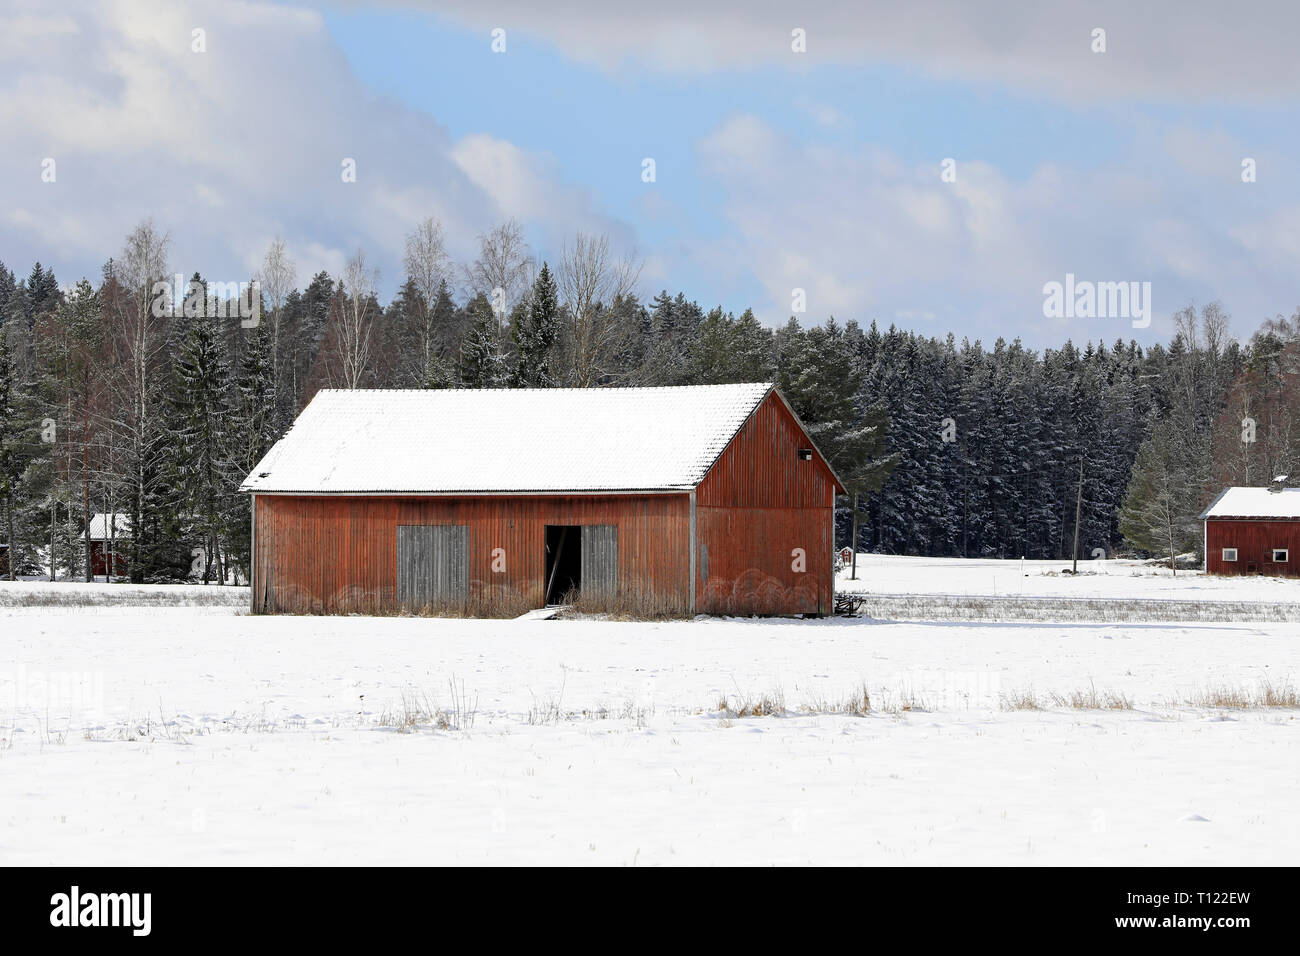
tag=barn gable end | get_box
[694,390,844,615]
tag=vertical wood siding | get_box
[252,389,838,617]
[1205,519,1300,576]
[694,392,839,615]
[580,524,618,600]
[396,525,469,606]
[254,494,689,614]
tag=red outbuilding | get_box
[241,383,845,616]
[1200,480,1300,576]
[88,513,130,578]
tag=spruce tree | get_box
[459,298,509,388]
[777,319,899,535]
[169,315,233,582]
[224,320,279,579]
[1119,420,1200,569]
[0,326,18,578]
[514,263,559,386]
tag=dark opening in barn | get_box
[544,525,581,603]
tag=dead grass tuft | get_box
[564,588,687,621]
[378,680,477,732]
[1047,682,1133,710]
[999,688,1043,711]
[873,687,930,714]
[1185,678,1300,710]
[800,682,872,716]
[402,586,535,620]
[717,688,787,718]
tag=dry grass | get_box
[526,672,651,727]
[834,592,1300,624]
[0,583,248,608]
[999,687,1044,711]
[799,683,873,716]
[1002,677,1298,712]
[1184,679,1300,710]
[378,680,477,732]
[402,586,535,620]
[564,588,687,621]
[527,698,567,725]
[873,688,930,714]
[399,586,687,621]
[1047,683,1133,710]
[716,688,787,718]
[735,690,786,717]
[717,683,873,718]
[580,701,653,728]
[998,683,1132,711]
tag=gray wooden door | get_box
[580,524,618,600]
[396,525,469,608]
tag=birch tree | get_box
[109,220,171,581]
[403,217,451,370]
[329,249,378,390]
[257,238,296,422]
[556,231,641,387]
[465,219,532,338]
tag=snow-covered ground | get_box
[838,553,1300,602]
[2,602,1297,865]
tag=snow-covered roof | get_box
[88,513,131,539]
[241,384,780,494]
[1200,487,1300,520]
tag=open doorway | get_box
[544,525,581,605]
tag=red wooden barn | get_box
[1200,480,1300,576]
[241,383,844,616]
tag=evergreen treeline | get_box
[1,216,1297,583]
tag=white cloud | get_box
[795,99,850,129]
[0,0,630,294]
[414,0,1300,104]
[0,12,77,55]
[691,113,1297,342]
[5,0,1299,351]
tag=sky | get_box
[3,0,1300,348]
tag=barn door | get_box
[396,525,469,608]
[580,524,618,601]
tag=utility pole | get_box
[962,460,969,559]
[1071,456,1084,574]
[83,419,91,582]
[49,494,56,582]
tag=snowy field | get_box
[0,580,248,608]
[838,553,1300,601]
[2,594,1298,865]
